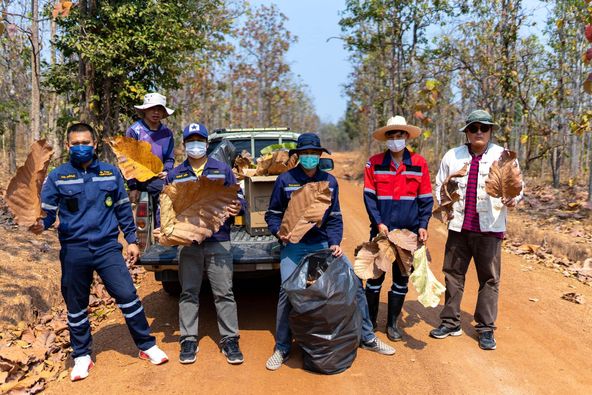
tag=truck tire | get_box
[162,280,181,296]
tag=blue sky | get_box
[251,0,549,125]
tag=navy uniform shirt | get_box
[165,158,245,242]
[40,159,137,250]
[265,165,343,246]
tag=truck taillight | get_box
[136,202,148,218]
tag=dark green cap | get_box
[459,110,500,132]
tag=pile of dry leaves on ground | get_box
[0,191,146,394]
[504,178,592,292]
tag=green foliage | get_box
[47,0,230,134]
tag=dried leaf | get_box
[561,292,585,304]
[375,235,396,273]
[232,151,253,180]
[433,163,468,224]
[387,229,418,275]
[0,346,29,365]
[159,177,240,246]
[485,150,522,200]
[106,136,163,182]
[353,242,383,280]
[5,140,53,227]
[278,181,332,243]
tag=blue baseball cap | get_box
[182,123,208,141]
[288,133,331,156]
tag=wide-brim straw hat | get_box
[372,115,421,141]
[134,93,174,118]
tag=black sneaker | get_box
[179,340,198,364]
[429,325,463,339]
[478,331,496,350]
[221,337,244,365]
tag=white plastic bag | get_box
[410,246,446,308]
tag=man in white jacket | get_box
[429,110,523,350]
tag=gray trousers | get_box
[178,241,239,343]
[440,230,502,332]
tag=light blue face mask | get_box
[299,154,320,170]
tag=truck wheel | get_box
[162,281,181,296]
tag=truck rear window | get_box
[208,138,296,158]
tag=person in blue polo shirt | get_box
[160,123,246,365]
[30,123,168,382]
[264,133,395,371]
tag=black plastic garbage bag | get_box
[208,138,237,168]
[283,249,361,374]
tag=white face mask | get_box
[186,141,207,159]
[386,139,406,152]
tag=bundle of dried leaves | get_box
[105,136,163,182]
[433,163,468,224]
[255,151,298,176]
[232,151,254,180]
[485,150,523,200]
[278,181,332,243]
[5,140,54,228]
[159,177,240,246]
[354,229,419,279]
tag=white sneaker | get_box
[139,345,169,365]
[70,355,94,381]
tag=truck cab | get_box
[135,128,300,295]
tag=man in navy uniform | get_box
[31,123,168,382]
[162,122,245,365]
[264,133,395,371]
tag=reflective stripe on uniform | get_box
[418,193,432,198]
[374,171,397,175]
[401,171,422,176]
[284,186,301,192]
[400,196,416,201]
[123,306,144,318]
[114,197,130,207]
[268,210,282,214]
[330,212,342,217]
[41,202,58,211]
[364,187,376,194]
[68,317,89,327]
[68,309,87,318]
[173,176,198,183]
[117,298,139,309]
[55,179,84,186]
[91,176,116,182]
[206,174,226,179]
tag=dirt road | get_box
[46,156,592,394]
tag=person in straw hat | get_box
[429,110,523,350]
[125,93,176,225]
[363,115,434,342]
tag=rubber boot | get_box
[365,288,380,331]
[387,291,405,341]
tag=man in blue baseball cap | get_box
[158,122,246,365]
[264,133,395,371]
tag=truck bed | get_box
[138,226,281,272]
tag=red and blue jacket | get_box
[165,158,245,243]
[265,166,343,246]
[364,149,433,237]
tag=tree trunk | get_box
[30,0,41,142]
[9,121,17,173]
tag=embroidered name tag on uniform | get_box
[99,170,113,177]
[175,173,191,179]
[59,173,77,179]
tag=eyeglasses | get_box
[466,123,491,134]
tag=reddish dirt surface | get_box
[45,153,592,394]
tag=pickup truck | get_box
[135,128,301,295]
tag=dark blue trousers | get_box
[59,243,155,358]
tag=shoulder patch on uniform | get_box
[365,161,371,168]
[99,170,114,177]
[59,173,77,180]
